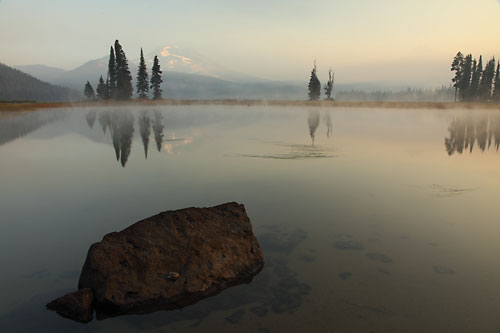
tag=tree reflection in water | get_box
[85,111,96,129]
[324,110,332,138]
[307,109,320,145]
[139,111,151,159]
[152,111,165,152]
[98,111,111,134]
[94,110,166,167]
[445,113,500,155]
[110,111,135,167]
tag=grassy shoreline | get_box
[1,99,500,112]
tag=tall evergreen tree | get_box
[136,48,149,99]
[470,56,482,101]
[493,62,500,103]
[459,54,473,101]
[324,69,334,100]
[308,61,321,101]
[105,78,110,100]
[96,76,108,100]
[150,55,163,100]
[479,57,496,102]
[451,52,464,102]
[84,81,95,100]
[107,46,117,99]
[114,40,133,100]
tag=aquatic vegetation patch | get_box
[429,184,476,198]
[298,252,317,262]
[377,268,391,275]
[432,265,456,275]
[250,305,269,317]
[227,140,337,160]
[333,240,365,250]
[258,227,308,254]
[338,272,353,280]
[366,253,393,263]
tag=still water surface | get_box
[0,106,499,332]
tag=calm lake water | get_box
[0,105,500,332]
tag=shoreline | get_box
[1,99,500,112]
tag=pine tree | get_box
[324,69,334,100]
[493,62,500,103]
[136,48,149,99]
[114,40,133,100]
[150,55,163,100]
[308,61,321,100]
[451,52,464,102]
[84,81,95,100]
[96,76,108,100]
[470,56,482,101]
[459,54,473,101]
[105,78,110,100]
[479,57,496,102]
[107,46,116,99]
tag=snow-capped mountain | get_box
[15,45,305,100]
[136,45,265,83]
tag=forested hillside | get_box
[0,63,80,102]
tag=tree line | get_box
[336,86,454,102]
[451,52,500,103]
[307,61,335,101]
[84,40,163,101]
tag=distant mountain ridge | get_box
[14,44,449,101]
[16,45,308,100]
[0,63,80,102]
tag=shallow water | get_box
[0,105,500,332]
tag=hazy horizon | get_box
[1,0,500,86]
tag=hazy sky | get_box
[1,0,499,85]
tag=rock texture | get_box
[47,202,264,322]
[46,288,94,323]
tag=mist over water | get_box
[0,106,500,332]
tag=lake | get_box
[0,105,499,332]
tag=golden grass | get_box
[1,99,500,113]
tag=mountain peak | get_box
[137,45,265,82]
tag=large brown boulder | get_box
[48,202,264,322]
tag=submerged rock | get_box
[47,202,264,322]
[225,309,246,324]
[46,288,94,323]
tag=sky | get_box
[0,0,499,85]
